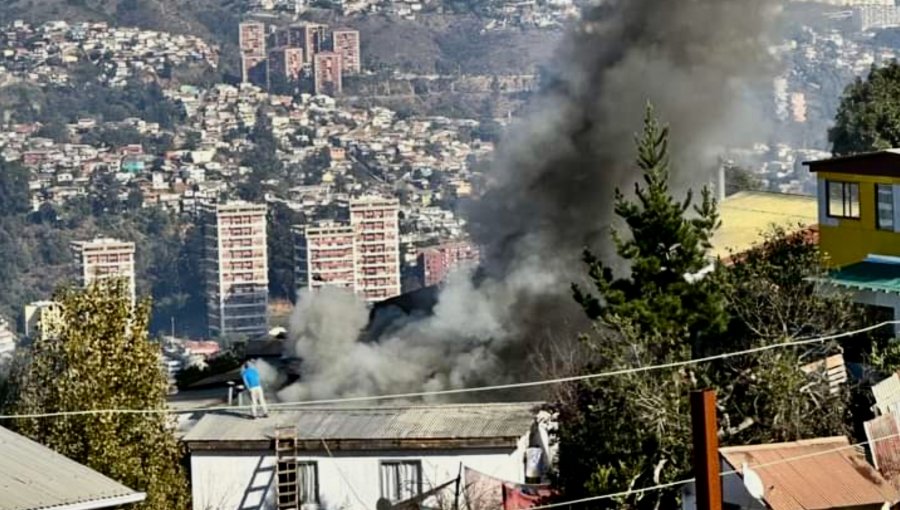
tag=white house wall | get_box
[191,445,529,510]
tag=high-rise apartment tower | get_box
[350,196,401,302]
[331,29,361,74]
[202,202,269,338]
[71,238,136,304]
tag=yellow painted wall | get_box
[818,171,900,266]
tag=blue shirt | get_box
[241,365,261,389]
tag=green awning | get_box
[827,261,900,294]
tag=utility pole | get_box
[690,389,722,510]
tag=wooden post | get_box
[691,389,722,510]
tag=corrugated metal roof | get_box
[183,403,540,444]
[0,425,145,510]
[721,436,900,510]
[827,261,900,295]
[864,414,900,481]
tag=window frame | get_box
[379,459,423,503]
[826,180,860,219]
[297,461,320,504]
[876,183,894,231]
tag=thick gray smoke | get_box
[281,0,781,402]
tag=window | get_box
[380,461,422,502]
[878,184,894,230]
[827,181,860,219]
[298,462,319,504]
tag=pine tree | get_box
[554,108,850,509]
[9,279,190,510]
[572,104,727,355]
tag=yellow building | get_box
[806,150,900,267]
[805,150,900,331]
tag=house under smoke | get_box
[183,402,551,510]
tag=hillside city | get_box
[9,0,900,509]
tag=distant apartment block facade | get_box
[418,241,480,287]
[71,238,136,304]
[350,197,401,302]
[239,21,267,84]
[296,23,326,64]
[294,222,357,293]
[294,197,401,302]
[313,51,342,96]
[268,46,304,86]
[331,29,361,74]
[246,20,359,96]
[24,300,63,340]
[0,316,15,364]
[203,202,269,338]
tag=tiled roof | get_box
[721,436,900,510]
[0,425,145,510]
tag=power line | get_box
[0,320,895,421]
[524,429,900,510]
[321,438,371,510]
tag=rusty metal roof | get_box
[184,402,540,449]
[0,425,145,510]
[865,414,900,482]
[720,436,900,510]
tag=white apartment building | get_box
[350,196,401,302]
[294,197,401,303]
[294,222,357,293]
[71,238,136,304]
[203,202,269,338]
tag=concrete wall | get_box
[191,442,528,510]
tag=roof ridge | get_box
[262,401,545,412]
[720,435,849,453]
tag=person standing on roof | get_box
[241,360,269,419]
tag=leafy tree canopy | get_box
[0,160,31,216]
[7,280,190,509]
[830,61,900,155]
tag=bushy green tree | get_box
[0,160,31,216]
[8,280,190,510]
[830,61,900,155]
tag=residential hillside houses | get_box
[0,20,217,87]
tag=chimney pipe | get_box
[717,164,726,202]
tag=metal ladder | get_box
[275,426,299,510]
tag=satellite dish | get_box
[742,462,765,501]
[376,498,393,510]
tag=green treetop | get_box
[830,61,900,155]
[573,105,727,355]
[8,279,190,510]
